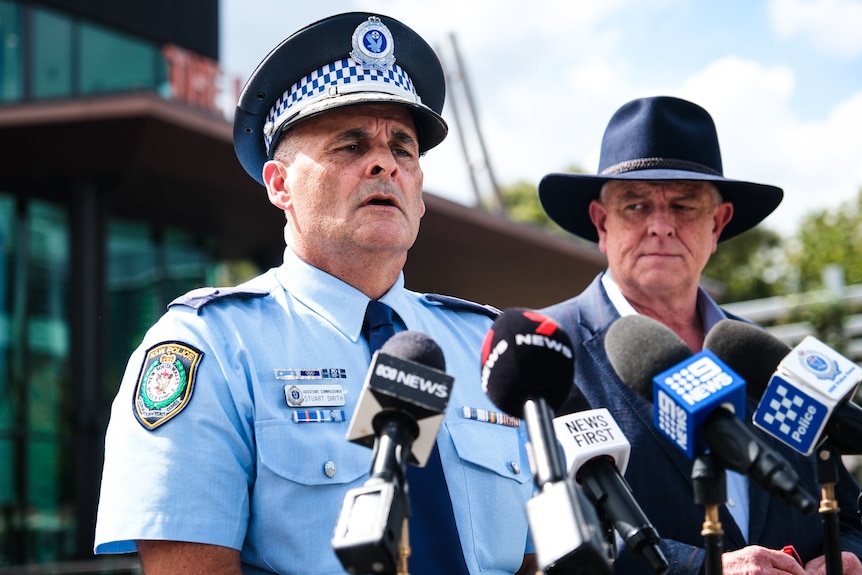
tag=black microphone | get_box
[333,331,454,574]
[482,308,610,575]
[704,319,862,456]
[554,385,669,574]
[605,315,817,514]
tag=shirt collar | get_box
[274,247,414,342]
[601,270,726,333]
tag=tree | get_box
[787,189,862,292]
[778,188,862,352]
[703,226,786,302]
[498,180,565,233]
[497,164,587,237]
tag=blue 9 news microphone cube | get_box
[652,350,747,459]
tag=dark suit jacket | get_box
[541,274,862,574]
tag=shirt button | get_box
[727,498,736,507]
[509,461,521,475]
[324,461,337,478]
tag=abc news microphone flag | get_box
[346,331,453,467]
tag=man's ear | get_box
[263,160,290,210]
[712,202,734,250]
[589,199,609,252]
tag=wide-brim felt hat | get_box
[234,12,448,186]
[538,96,783,242]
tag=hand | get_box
[722,545,807,575]
[805,552,862,575]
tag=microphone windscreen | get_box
[605,315,692,400]
[703,319,790,398]
[481,308,574,418]
[381,331,446,371]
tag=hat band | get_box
[264,58,419,153]
[600,157,722,177]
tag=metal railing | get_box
[722,283,862,361]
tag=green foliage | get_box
[787,191,862,292]
[498,180,565,233]
[215,259,261,286]
[703,227,786,301]
[790,299,849,353]
[497,164,588,237]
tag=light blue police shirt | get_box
[94,247,533,574]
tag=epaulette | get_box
[168,286,270,311]
[423,293,501,319]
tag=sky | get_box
[218,0,862,238]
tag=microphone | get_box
[704,319,862,456]
[605,315,817,514]
[482,308,610,575]
[333,331,453,574]
[554,385,669,574]
[346,331,452,466]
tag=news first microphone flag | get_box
[753,335,862,456]
[554,409,631,477]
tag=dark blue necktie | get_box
[362,300,469,575]
[364,299,397,354]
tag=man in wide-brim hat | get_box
[538,96,862,575]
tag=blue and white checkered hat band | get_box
[263,58,420,153]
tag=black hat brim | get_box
[538,169,784,243]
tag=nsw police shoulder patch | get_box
[133,341,203,430]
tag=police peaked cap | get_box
[233,12,448,185]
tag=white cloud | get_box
[664,54,862,235]
[768,0,862,58]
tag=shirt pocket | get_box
[255,418,370,486]
[447,418,530,484]
[445,418,533,570]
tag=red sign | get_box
[162,43,222,115]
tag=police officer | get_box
[94,12,535,575]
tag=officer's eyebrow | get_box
[332,126,418,150]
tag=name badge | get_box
[285,384,346,407]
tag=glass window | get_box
[79,21,165,96]
[0,197,71,565]
[104,222,213,396]
[25,200,70,563]
[163,229,212,300]
[104,220,158,390]
[0,0,22,101]
[31,7,73,99]
[0,193,15,539]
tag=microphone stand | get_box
[692,454,725,575]
[815,443,843,575]
[398,518,411,575]
[333,415,416,575]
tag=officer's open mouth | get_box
[364,197,398,207]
